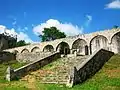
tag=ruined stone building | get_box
[5,28,117,86]
[5,28,120,55]
[0,33,17,51]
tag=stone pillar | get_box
[6,66,15,81]
[77,49,79,53]
[66,67,78,87]
[108,43,112,51]
[74,51,77,57]
[70,49,73,54]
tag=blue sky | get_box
[0,0,120,43]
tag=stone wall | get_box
[4,28,120,55]
[67,49,114,87]
[16,51,56,63]
[0,51,15,63]
[0,37,9,51]
[6,52,60,81]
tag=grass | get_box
[0,54,120,90]
[0,60,26,83]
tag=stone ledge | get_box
[6,52,61,81]
[67,49,114,87]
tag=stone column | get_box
[70,49,73,54]
[74,51,77,57]
[108,43,112,51]
[6,66,15,81]
[66,67,78,87]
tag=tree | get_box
[40,27,66,42]
[0,31,30,49]
[113,25,119,29]
[16,40,30,47]
[1,33,17,49]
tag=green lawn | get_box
[0,60,26,83]
[0,54,120,90]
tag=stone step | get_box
[41,81,67,84]
[21,55,90,84]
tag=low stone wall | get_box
[16,51,56,63]
[0,51,15,63]
[6,52,60,81]
[67,49,114,87]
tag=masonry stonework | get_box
[67,49,114,87]
[0,52,15,63]
[16,51,56,63]
[4,28,119,87]
[4,28,120,55]
[6,52,60,81]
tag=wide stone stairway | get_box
[21,55,90,84]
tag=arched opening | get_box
[43,45,54,52]
[90,35,108,54]
[111,32,120,53]
[12,50,19,54]
[56,42,70,55]
[31,47,40,53]
[21,49,29,53]
[72,39,88,55]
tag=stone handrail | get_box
[6,52,60,81]
[67,49,114,87]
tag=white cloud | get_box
[0,25,33,43]
[85,15,92,27]
[33,19,83,36]
[0,25,6,34]
[17,32,33,43]
[105,0,120,9]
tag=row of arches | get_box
[14,31,120,54]
[20,45,54,54]
[55,31,120,54]
[20,43,69,54]
[71,32,120,54]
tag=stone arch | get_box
[56,42,70,55]
[90,35,108,54]
[43,45,54,52]
[21,48,29,53]
[111,31,120,53]
[72,38,88,55]
[31,47,40,53]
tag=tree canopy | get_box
[40,27,66,42]
[16,40,30,47]
[113,25,119,29]
[0,32,30,49]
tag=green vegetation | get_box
[0,33,17,49]
[1,33,29,49]
[39,27,66,42]
[0,54,120,90]
[16,40,30,47]
[113,25,119,29]
[0,60,26,83]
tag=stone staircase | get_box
[21,55,90,84]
